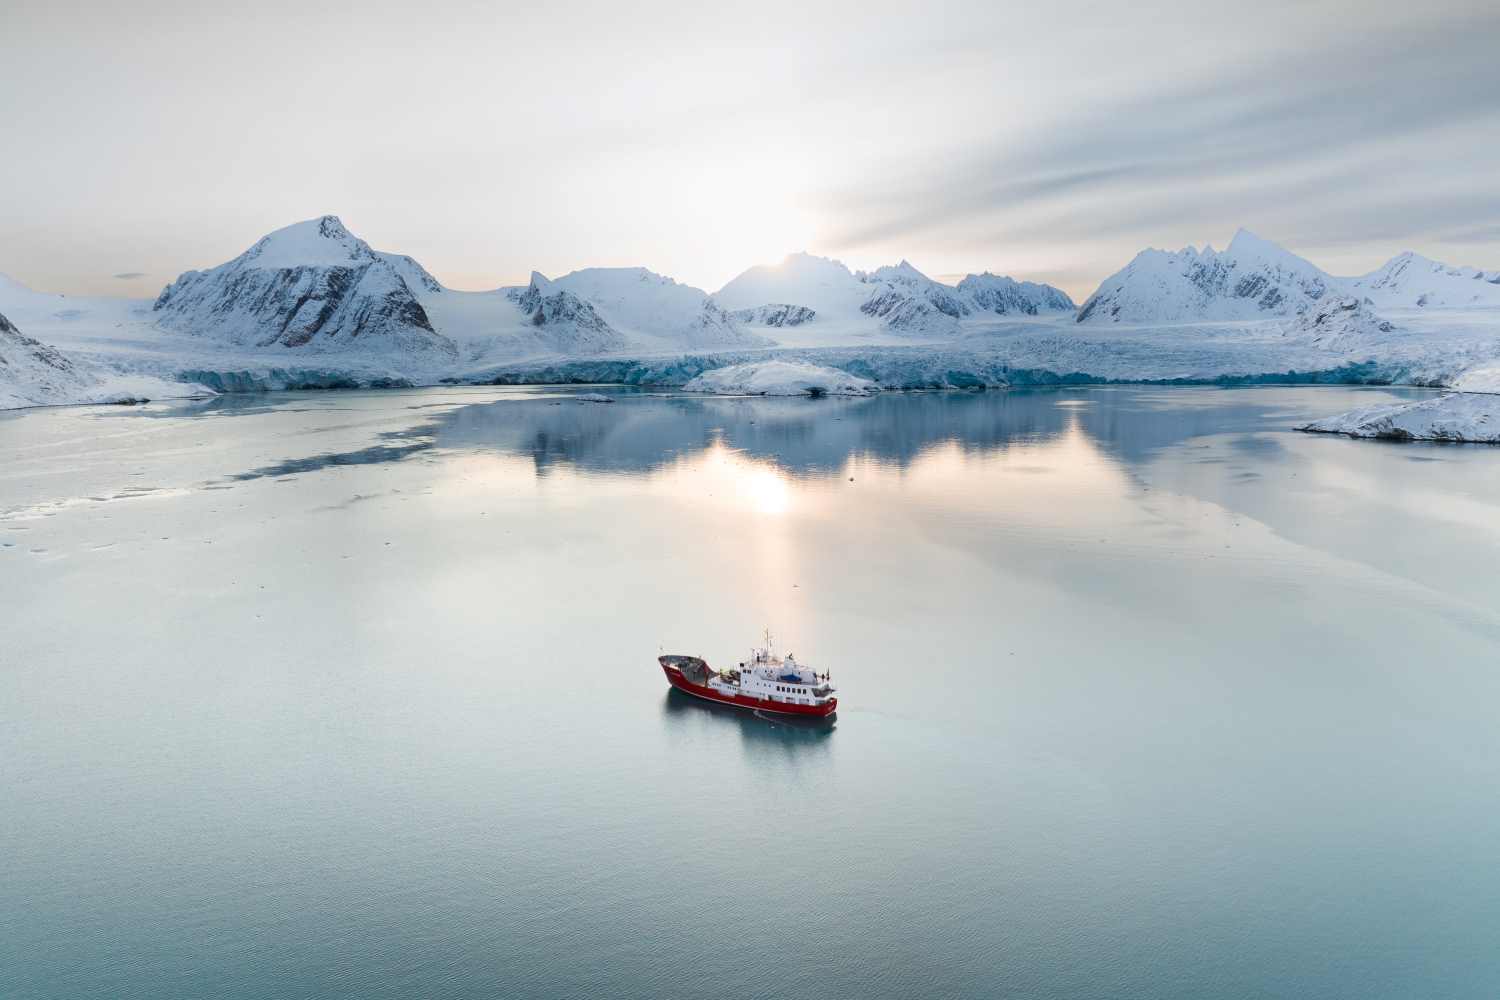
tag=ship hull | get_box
[661,663,838,718]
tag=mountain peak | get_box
[1225,227,1291,263]
[242,215,375,270]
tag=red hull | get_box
[662,664,838,718]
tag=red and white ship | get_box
[660,634,838,718]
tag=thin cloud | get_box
[825,10,1500,258]
[112,271,146,279]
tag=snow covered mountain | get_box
[1348,252,1500,309]
[715,252,872,320]
[506,272,628,354]
[855,261,970,335]
[153,216,456,356]
[958,273,1075,315]
[1077,229,1336,324]
[717,253,1070,338]
[536,267,769,350]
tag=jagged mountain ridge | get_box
[1077,230,1500,325]
[856,261,970,335]
[1077,229,1336,324]
[716,253,1073,336]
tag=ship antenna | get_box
[764,626,773,651]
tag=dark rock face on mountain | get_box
[153,216,455,356]
[728,303,818,327]
[957,273,1074,315]
[509,273,628,354]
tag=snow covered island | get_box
[1299,393,1500,443]
[682,361,877,397]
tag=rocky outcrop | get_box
[1285,295,1395,350]
[728,303,818,327]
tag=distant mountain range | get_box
[3,216,1499,408]
[1076,228,1500,324]
[142,217,1083,355]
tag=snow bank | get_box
[1298,392,1500,443]
[682,361,877,397]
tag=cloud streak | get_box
[824,8,1500,280]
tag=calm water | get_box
[4,385,1500,999]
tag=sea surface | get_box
[4,384,1500,999]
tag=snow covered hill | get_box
[715,252,873,319]
[0,308,91,408]
[1281,295,1396,351]
[958,273,1075,316]
[1348,252,1500,309]
[1077,228,1336,324]
[153,216,457,356]
[0,308,194,409]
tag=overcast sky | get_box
[3,0,1497,301]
